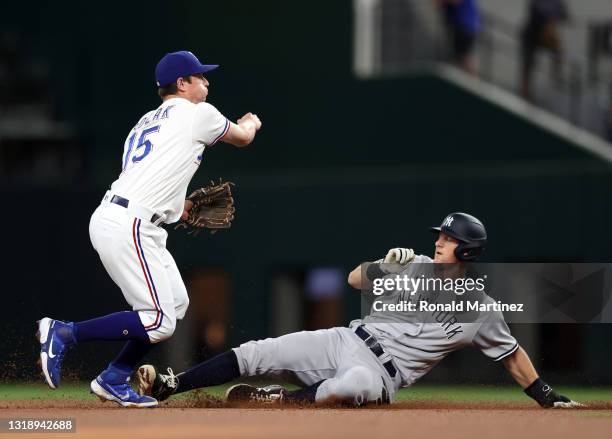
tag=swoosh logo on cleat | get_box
[48,334,57,359]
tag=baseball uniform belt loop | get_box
[354,326,397,378]
[104,192,166,226]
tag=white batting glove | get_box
[383,248,415,265]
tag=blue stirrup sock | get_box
[109,340,156,373]
[71,311,150,344]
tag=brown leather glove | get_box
[176,181,235,235]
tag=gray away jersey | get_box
[352,254,518,386]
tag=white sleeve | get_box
[192,102,230,146]
[472,311,518,361]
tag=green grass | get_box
[1,383,95,401]
[395,385,611,402]
[1,383,610,403]
[0,383,226,401]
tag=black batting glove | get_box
[524,378,585,408]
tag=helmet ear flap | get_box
[454,242,484,262]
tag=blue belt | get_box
[354,326,397,378]
[110,195,161,224]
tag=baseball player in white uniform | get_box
[37,50,262,407]
[137,213,582,409]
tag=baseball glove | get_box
[176,180,235,235]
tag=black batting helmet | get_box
[430,212,487,261]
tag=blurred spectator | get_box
[305,268,344,329]
[520,0,569,102]
[437,0,482,76]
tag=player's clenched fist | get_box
[238,112,262,130]
[384,248,415,265]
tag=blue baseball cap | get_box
[155,51,219,87]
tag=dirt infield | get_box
[1,400,610,439]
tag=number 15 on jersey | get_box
[122,125,161,170]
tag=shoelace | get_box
[161,368,178,390]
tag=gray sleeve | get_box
[472,311,518,361]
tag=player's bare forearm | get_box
[236,120,257,145]
[349,261,388,291]
[505,346,584,408]
[223,113,262,147]
[348,265,362,289]
[502,346,539,389]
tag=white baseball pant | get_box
[89,200,189,343]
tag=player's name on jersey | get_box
[372,300,524,313]
[132,105,175,131]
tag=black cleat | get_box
[225,384,285,404]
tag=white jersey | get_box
[110,97,230,224]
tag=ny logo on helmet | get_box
[442,216,454,228]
